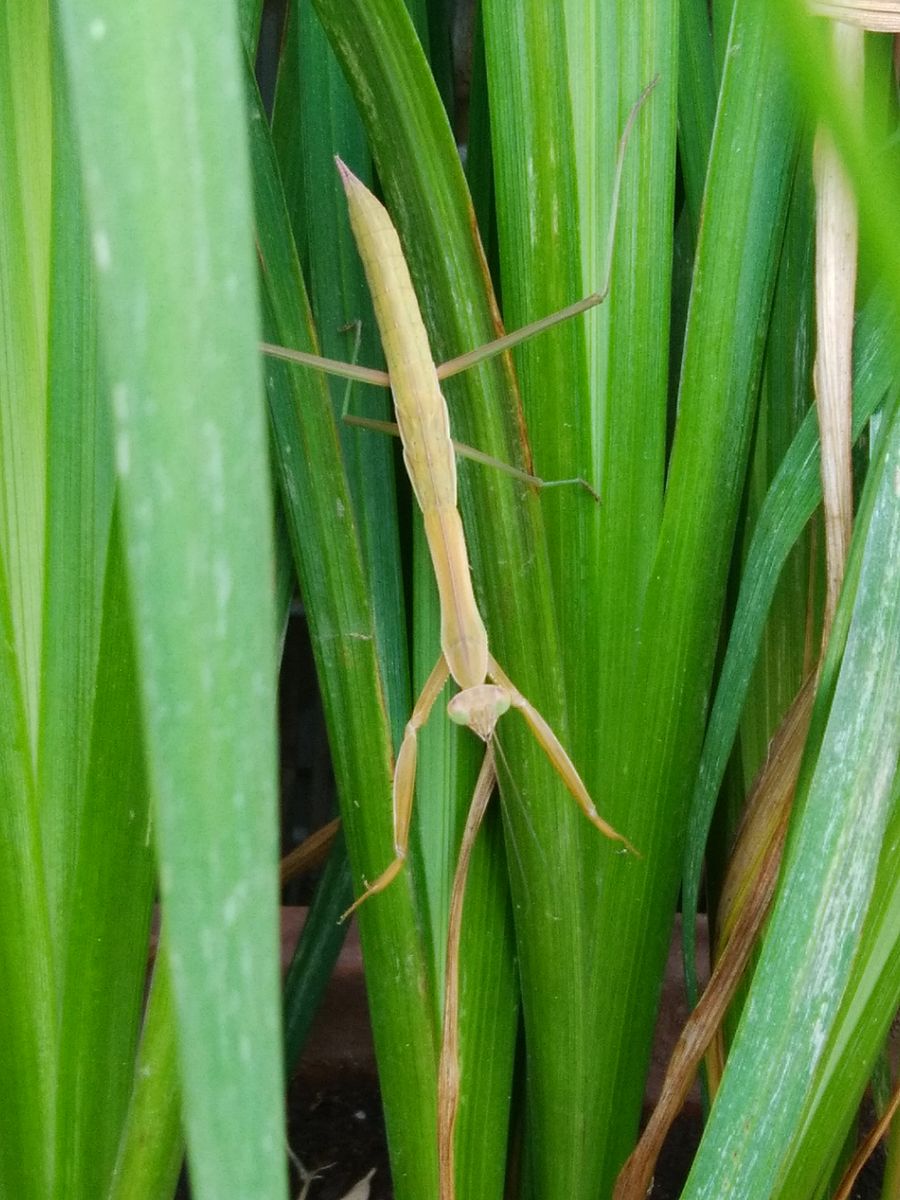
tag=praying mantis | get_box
[266,158,637,909]
[264,80,654,1199]
[341,156,637,899]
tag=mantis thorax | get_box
[447,684,511,742]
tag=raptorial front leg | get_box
[487,656,639,856]
[341,655,451,920]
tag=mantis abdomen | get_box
[338,158,489,692]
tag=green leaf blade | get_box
[583,2,801,1186]
[57,5,286,1198]
[681,286,896,1007]
[681,394,900,1200]
[0,548,55,1200]
[53,517,155,1200]
[248,49,444,1199]
[0,0,51,751]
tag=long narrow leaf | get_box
[53,514,154,1200]
[0,19,56,1192]
[677,0,717,237]
[108,942,185,1200]
[0,546,55,1199]
[0,1,50,741]
[680,391,900,1200]
[482,5,677,1193]
[774,779,900,1197]
[39,18,114,960]
[247,54,443,1200]
[585,1,800,1187]
[42,35,156,1199]
[56,6,286,1198]
[682,287,896,1007]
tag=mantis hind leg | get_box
[487,656,639,856]
[340,655,450,921]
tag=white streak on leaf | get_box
[93,229,111,271]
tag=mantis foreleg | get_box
[340,655,450,921]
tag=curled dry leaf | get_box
[809,1,900,31]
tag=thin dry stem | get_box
[833,1075,900,1200]
[280,817,341,886]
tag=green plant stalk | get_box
[677,0,717,238]
[579,0,676,780]
[108,941,185,1200]
[0,546,55,1200]
[577,15,677,1185]
[728,16,900,1179]
[708,159,820,1054]
[449,804,517,1197]
[463,12,496,263]
[42,31,158,1199]
[56,4,286,1198]
[481,4,677,1193]
[710,0,733,72]
[105,535,296,1200]
[237,0,263,58]
[411,512,477,1000]
[273,1,408,732]
[0,16,56,1196]
[0,0,51,742]
[53,514,155,1200]
[39,16,115,964]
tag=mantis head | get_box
[447,684,511,742]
